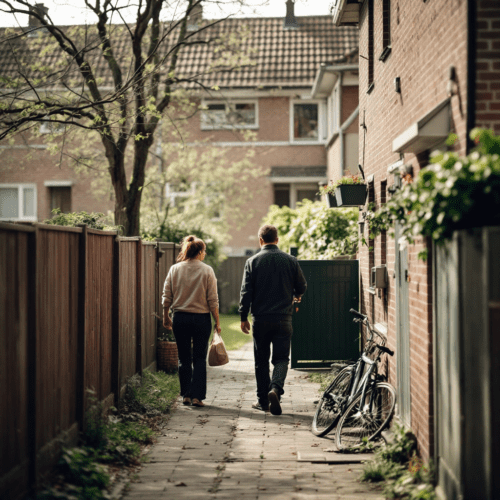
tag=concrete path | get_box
[123,341,383,500]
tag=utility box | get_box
[371,265,388,289]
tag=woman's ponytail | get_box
[177,235,206,262]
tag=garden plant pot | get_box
[327,193,338,208]
[157,340,178,372]
[335,184,367,207]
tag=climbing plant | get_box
[367,128,500,260]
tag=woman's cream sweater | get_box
[162,259,219,314]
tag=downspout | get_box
[340,105,360,177]
[338,72,344,178]
[466,0,476,154]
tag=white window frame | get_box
[40,121,65,134]
[201,99,259,130]
[0,183,37,221]
[289,99,327,144]
[328,82,341,137]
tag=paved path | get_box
[123,341,383,500]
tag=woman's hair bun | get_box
[186,235,195,242]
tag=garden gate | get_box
[291,259,360,368]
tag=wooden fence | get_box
[216,256,248,313]
[0,222,180,500]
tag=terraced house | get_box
[0,2,358,257]
[332,0,500,498]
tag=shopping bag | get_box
[208,330,229,366]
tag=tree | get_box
[0,0,260,235]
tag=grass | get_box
[135,370,180,413]
[214,314,252,351]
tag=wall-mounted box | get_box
[371,265,388,289]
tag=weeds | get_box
[37,371,179,499]
[361,424,437,499]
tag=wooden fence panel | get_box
[157,243,176,338]
[141,243,157,371]
[35,226,81,477]
[0,224,33,500]
[216,256,247,313]
[84,231,115,410]
[117,238,138,394]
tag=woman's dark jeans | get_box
[252,318,293,406]
[172,312,212,401]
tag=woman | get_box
[162,235,221,407]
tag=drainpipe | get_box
[339,105,359,178]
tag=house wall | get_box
[0,143,114,222]
[475,0,500,134]
[357,0,468,460]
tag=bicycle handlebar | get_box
[350,308,367,321]
[350,308,392,354]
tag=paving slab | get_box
[122,341,383,500]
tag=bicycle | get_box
[311,309,396,451]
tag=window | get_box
[291,100,327,143]
[50,187,71,214]
[293,103,318,141]
[40,121,65,134]
[165,182,195,210]
[380,0,392,61]
[201,101,258,129]
[165,182,223,220]
[368,0,374,90]
[0,184,37,221]
[273,183,320,208]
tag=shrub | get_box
[262,200,359,259]
[43,209,121,231]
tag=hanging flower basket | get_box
[327,193,338,208]
[157,340,178,372]
[335,184,367,207]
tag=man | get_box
[239,224,307,415]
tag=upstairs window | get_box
[0,184,37,221]
[368,0,374,90]
[380,0,392,61]
[201,101,258,130]
[291,101,327,143]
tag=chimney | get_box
[187,3,203,32]
[284,0,299,30]
[28,3,48,29]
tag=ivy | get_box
[368,129,500,260]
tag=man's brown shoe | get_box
[192,398,205,407]
[182,397,191,406]
[268,388,282,416]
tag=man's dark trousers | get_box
[252,318,293,406]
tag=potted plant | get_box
[157,317,178,373]
[334,175,367,207]
[318,182,339,208]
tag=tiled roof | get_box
[0,16,358,91]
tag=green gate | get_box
[291,260,360,368]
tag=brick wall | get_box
[475,0,500,134]
[357,0,468,460]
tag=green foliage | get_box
[319,175,365,195]
[261,200,359,259]
[368,129,500,259]
[37,447,110,500]
[135,370,180,414]
[361,424,436,499]
[44,209,121,232]
[142,217,225,272]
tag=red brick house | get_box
[0,4,358,257]
[333,0,500,498]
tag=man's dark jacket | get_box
[239,244,307,322]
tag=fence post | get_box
[76,224,88,426]
[111,236,120,403]
[27,224,38,495]
[136,239,143,375]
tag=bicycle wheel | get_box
[312,366,353,437]
[335,381,396,450]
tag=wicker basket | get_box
[157,340,178,373]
